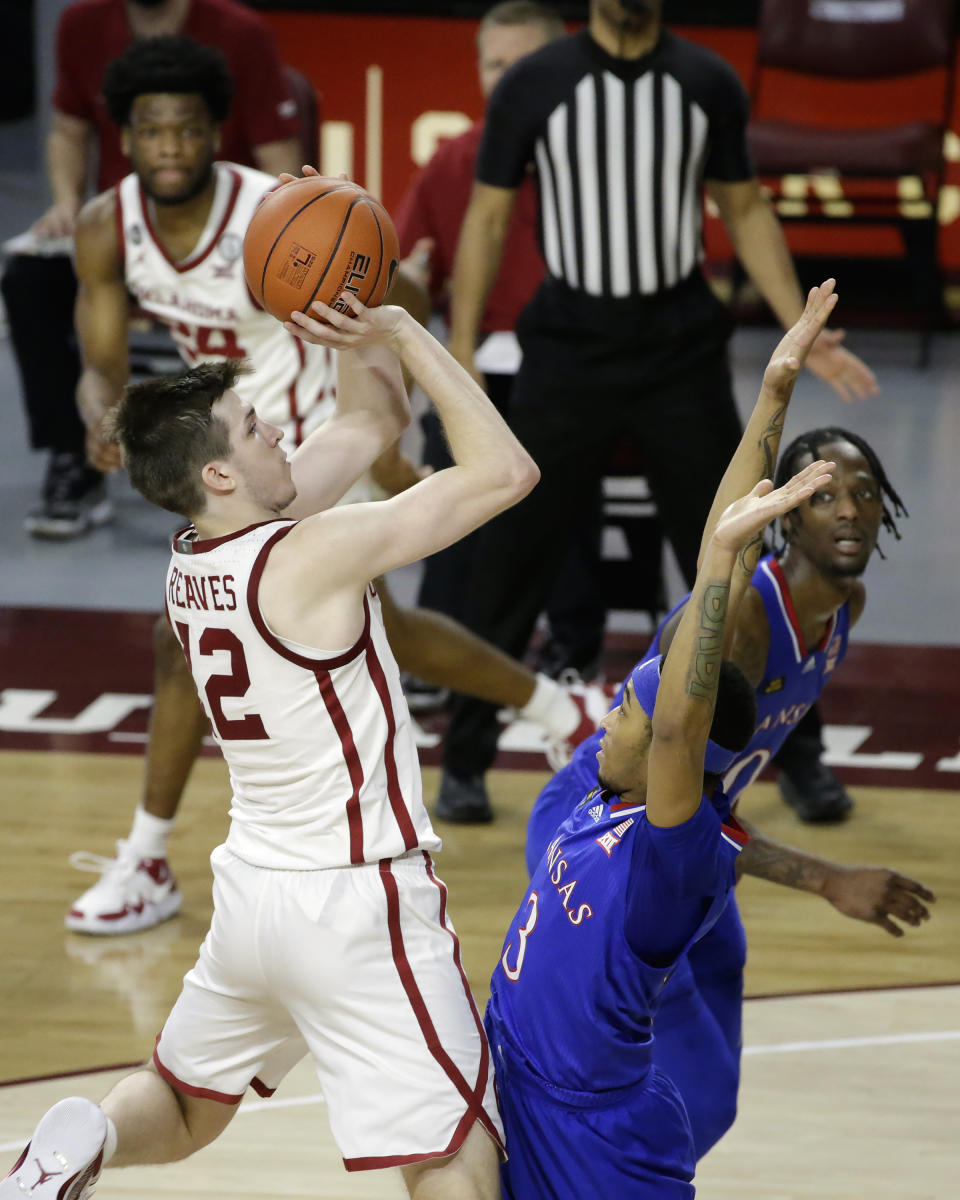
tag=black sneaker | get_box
[777,737,854,823]
[534,637,599,683]
[24,453,113,540]
[402,677,450,713]
[435,770,493,824]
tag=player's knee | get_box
[401,1121,500,1199]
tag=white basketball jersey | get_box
[117,162,336,447]
[165,519,439,870]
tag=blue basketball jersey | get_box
[527,553,851,874]
[722,554,850,797]
[490,790,746,1096]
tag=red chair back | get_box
[757,0,956,78]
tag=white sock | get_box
[103,1114,118,1164]
[127,806,174,860]
[519,673,580,738]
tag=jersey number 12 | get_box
[175,622,268,741]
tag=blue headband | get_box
[628,656,740,775]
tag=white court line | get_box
[743,1029,960,1056]
[4,1027,959,1151]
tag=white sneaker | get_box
[65,840,181,935]
[0,1097,106,1200]
[545,677,618,773]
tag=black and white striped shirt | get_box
[477,30,753,299]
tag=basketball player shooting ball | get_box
[1,153,549,1191]
[64,36,611,939]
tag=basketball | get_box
[243,176,400,324]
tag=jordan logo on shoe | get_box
[32,1158,63,1188]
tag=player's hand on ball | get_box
[275,164,321,187]
[285,293,407,350]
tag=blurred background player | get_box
[396,1,607,701]
[3,274,542,1197]
[436,0,879,826]
[526,284,932,1157]
[1,0,302,540]
[63,42,608,934]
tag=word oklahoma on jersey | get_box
[117,162,336,446]
[166,519,439,869]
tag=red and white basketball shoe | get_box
[0,1098,106,1200]
[65,840,181,935]
[545,676,619,772]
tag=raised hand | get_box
[822,864,935,937]
[712,458,834,554]
[805,326,879,403]
[284,293,407,350]
[762,279,839,396]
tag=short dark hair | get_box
[704,660,757,787]
[108,360,251,517]
[774,426,907,557]
[102,35,234,128]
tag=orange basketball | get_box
[243,176,400,324]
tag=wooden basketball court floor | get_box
[2,741,958,1198]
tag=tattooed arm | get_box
[646,460,834,829]
[699,282,841,655]
[738,818,935,937]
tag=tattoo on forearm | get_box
[687,584,728,700]
[740,837,825,893]
[759,400,788,480]
[737,531,764,576]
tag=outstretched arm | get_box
[658,281,840,663]
[646,461,834,829]
[698,279,838,582]
[283,332,412,518]
[274,294,538,593]
[738,819,935,938]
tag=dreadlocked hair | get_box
[773,426,907,558]
[102,35,234,127]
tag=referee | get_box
[437,0,878,822]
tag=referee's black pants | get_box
[417,370,606,668]
[443,273,743,779]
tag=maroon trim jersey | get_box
[117,162,335,448]
[166,519,439,869]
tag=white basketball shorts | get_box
[153,845,504,1170]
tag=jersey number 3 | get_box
[175,622,268,741]
[500,891,539,982]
